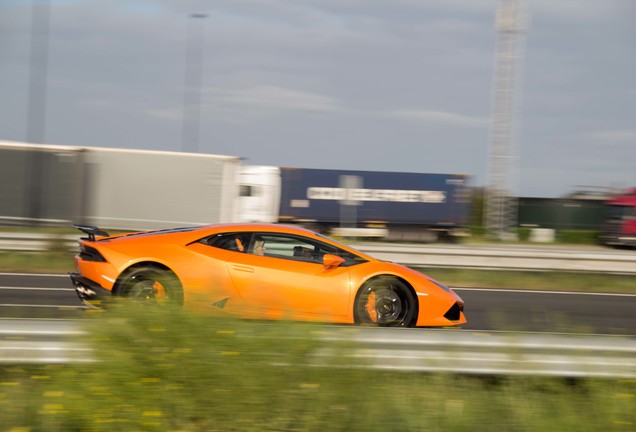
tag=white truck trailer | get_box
[82,147,243,231]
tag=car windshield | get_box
[314,233,368,256]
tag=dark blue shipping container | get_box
[277,168,470,230]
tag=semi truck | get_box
[1,141,470,241]
[238,166,471,242]
[600,187,636,247]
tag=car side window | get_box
[247,234,307,259]
[204,233,250,253]
[248,233,364,266]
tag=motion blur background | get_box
[2,3,636,429]
[1,0,635,198]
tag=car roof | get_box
[100,223,319,244]
[204,223,316,235]
[96,223,374,259]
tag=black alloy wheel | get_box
[117,266,184,305]
[354,278,417,327]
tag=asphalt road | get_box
[0,273,634,335]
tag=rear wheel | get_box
[117,266,184,305]
[354,278,417,327]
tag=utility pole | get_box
[181,13,208,153]
[484,0,528,240]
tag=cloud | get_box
[143,85,345,122]
[531,0,621,21]
[387,109,489,128]
[144,108,182,121]
[214,85,344,113]
[146,86,492,129]
[584,129,636,143]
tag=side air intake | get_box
[444,303,462,321]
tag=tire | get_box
[116,266,184,305]
[354,278,417,327]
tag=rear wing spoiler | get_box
[73,224,110,242]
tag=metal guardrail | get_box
[0,232,78,252]
[357,244,636,274]
[0,319,93,364]
[316,327,636,378]
[2,232,636,274]
[1,320,634,378]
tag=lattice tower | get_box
[484,0,528,240]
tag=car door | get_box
[226,233,352,318]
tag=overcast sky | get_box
[1,0,635,197]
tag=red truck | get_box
[600,188,636,247]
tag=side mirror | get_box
[323,254,345,269]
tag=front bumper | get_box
[415,288,467,327]
[69,272,112,303]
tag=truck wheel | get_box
[117,266,184,305]
[354,278,417,327]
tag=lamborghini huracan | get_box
[70,223,466,327]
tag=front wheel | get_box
[354,278,417,327]
[116,266,184,305]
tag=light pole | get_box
[26,0,50,144]
[26,0,51,224]
[181,13,208,153]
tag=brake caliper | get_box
[365,291,377,323]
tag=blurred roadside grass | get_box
[1,304,634,431]
[0,251,75,273]
[1,249,634,294]
[417,267,636,294]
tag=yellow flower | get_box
[140,378,161,383]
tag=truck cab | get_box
[600,188,636,248]
[238,165,281,224]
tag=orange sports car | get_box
[70,223,466,327]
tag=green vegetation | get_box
[1,305,634,431]
[557,230,601,245]
[465,226,602,246]
[0,251,76,274]
[415,267,636,294]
